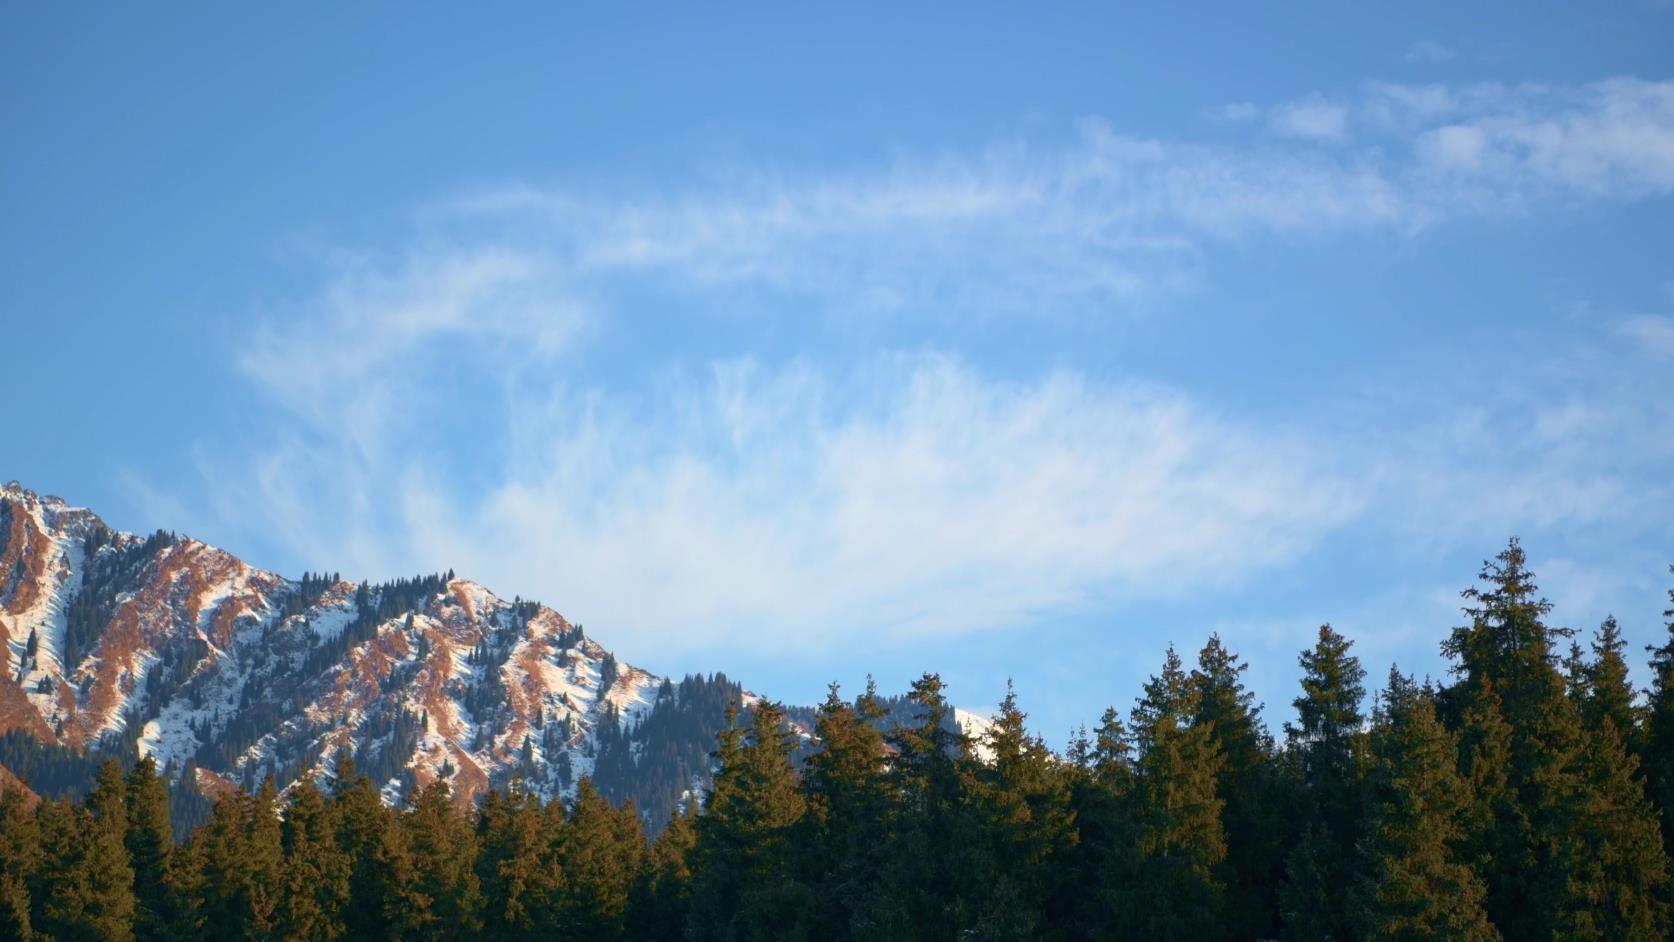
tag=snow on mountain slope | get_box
[0,481,996,827]
[0,481,718,820]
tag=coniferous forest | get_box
[4,540,1674,941]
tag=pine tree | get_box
[1640,566,1674,851]
[34,795,137,942]
[474,788,559,941]
[403,781,480,940]
[799,681,890,939]
[277,775,350,941]
[629,801,697,940]
[1279,624,1365,942]
[123,758,176,942]
[967,681,1074,938]
[553,777,645,936]
[1581,616,1637,742]
[333,768,424,940]
[1193,634,1282,940]
[1352,669,1497,942]
[875,673,981,940]
[1117,645,1227,941]
[1555,719,1671,940]
[0,787,39,941]
[688,700,812,941]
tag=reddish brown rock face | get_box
[0,482,676,816]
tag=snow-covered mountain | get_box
[0,481,738,827]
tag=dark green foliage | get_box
[1353,669,1497,942]
[1280,624,1365,942]
[4,540,1674,941]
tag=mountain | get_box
[0,481,747,832]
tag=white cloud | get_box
[1268,97,1351,141]
[1405,39,1457,63]
[143,75,1674,662]
[1616,314,1674,355]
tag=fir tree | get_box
[688,700,812,941]
[1280,624,1365,942]
[277,775,350,941]
[553,777,645,936]
[967,681,1074,938]
[1193,634,1282,940]
[1353,669,1497,942]
[0,787,39,941]
[1581,616,1637,742]
[629,801,697,940]
[1118,645,1227,941]
[1641,566,1674,850]
[34,796,137,942]
[403,780,480,940]
[123,758,176,942]
[799,681,890,939]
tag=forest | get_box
[2,539,1673,941]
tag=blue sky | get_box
[5,3,1673,741]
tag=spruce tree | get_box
[474,788,559,941]
[277,775,350,941]
[403,780,480,940]
[1352,669,1497,942]
[1581,616,1637,742]
[967,681,1074,938]
[1556,718,1671,940]
[553,777,645,936]
[333,769,423,940]
[875,673,981,940]
[1117,645,1227,941]
[0,787,39,941]
[1279,624,1365,942]
[1193,634,1281,940]
[1641,566,1674,850]
[123,758,176,942]
[688,700,812,941]
[629,801,697,939]
[800,681,890,939]
[34,796,137,942]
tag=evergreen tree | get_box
[403,781,480,940]
[688,700,812,941]
[34,795,137,942]
[277,775,350,941]
[1117,645,1227,941]
[967,681,1074,938]
[799,681,890,939]
[1193,634,1282,940]
[1641,566,1674,850]
[875,673,980,940]
[1353,669,1497,942]
[1279,624,1365,942]
[553,778,644,936]
[0,787,40,941]
[474,788,559,940]
[333,768,423,940]
[123,758,176,942]
[193,782,283,941]
[1581,616,1637,742]
[629,801,697,940]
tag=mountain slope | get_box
[0,482,737,828]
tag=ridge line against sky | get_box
[3,4,1672,737]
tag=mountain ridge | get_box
[0,480,739,829]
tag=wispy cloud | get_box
[138,75,1674,661]
[1616,313,1674,355]
[1405,39,1457,63]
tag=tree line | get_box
[3,539,1674,940]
